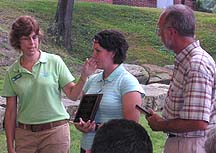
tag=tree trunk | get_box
[64,0,73,51]
[48,0,74,53]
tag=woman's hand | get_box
[74,118,96,133]
[80,58,97,81]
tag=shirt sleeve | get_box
[56,56,75,88]
[120,72,145,98]
[180,66,214,122]
[1,71,16,97]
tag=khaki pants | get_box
[15,123,70,153]
[164,136,206,153]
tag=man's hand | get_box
[146,109,165,131]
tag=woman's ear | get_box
[111,51,116,58]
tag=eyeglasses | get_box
[20,35,38,41]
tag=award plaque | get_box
[73,94,103,122]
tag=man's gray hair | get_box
[164,4,195,37]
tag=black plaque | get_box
[73,94,103,122]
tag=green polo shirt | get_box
[1,50,75,124]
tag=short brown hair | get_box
[9,15,43,51]
[93,30,129,64]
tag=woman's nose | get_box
[29,38,35,44]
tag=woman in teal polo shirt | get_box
[2,15,96,153]
[74,30,145,153]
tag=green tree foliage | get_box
[197,0,216,13]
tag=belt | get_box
[18,120,68,132]
[168,134,177,138]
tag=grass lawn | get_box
[0,117,166,153]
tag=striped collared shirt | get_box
[162,40,216,137]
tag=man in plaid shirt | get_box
[147,4,216,153]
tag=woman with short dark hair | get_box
[74,29,145,153]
